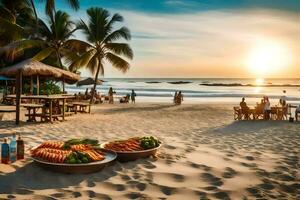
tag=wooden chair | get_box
[233,107,242,120]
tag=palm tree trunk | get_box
[90,61,101,105]
[56,49,65,93]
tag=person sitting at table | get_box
[280,90,287,107]
[263,96,271,120]
[240,97,250,119]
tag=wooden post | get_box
[62,98,65,121]
[16,70,22,125]
[62,78,65,94]
[30,76,33,95]
[36,75,39,95]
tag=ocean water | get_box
[66,78,300,104]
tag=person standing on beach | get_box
[280,90,287,106]
[108,87,114,104]
[177,91,183,105]
[173,91,178,104]
[131,90,136,103]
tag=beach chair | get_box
[233,107,242,120]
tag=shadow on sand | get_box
[211,120,300,135]
[98,104,176,114]
[0,158,158,198]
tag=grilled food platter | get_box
[31,139,117,173]
[101,136,162,162]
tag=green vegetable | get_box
[140,136,160,150]
[69,158,76,164]
[82,157,89,163]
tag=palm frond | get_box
[64,39,93,54]
[32,47,55,61]
[86,54,99,75]
[105,43,133,59]
[0,6,15,22]
[105,13,123,34]
[103,27,131,44]
[0,18,27,43]
[66,0,79,10]
[69,49,96,70]
[2,39,45,60]
[105,52,130,73]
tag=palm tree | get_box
[67,7,133,103]
[2,10,77,92]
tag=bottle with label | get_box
[17,134,24,160]
[1,138,10,164]
[10,133,17,162]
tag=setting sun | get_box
[246,39,292,77]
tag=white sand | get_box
[0,103,299,199]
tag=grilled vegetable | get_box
[140,136,160,149]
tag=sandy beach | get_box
[0,103,299,200]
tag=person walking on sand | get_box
[108,87,114,104]
[131,90,136,103]
[173,91,178,104]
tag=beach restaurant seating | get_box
[234,103,292,121]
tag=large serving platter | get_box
[31,149,117,174]
[100,142,162,162]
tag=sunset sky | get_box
[36,0,300,78]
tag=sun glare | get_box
[246,39,292,77]
[255,78,264,85]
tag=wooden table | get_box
[6,95,75,122]
[22,104,44,122]
[71,102,91,114]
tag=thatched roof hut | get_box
[77,77,103,86]
[0,59,80,84]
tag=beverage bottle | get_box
[17,134,24,160]
[1,138,10,164]
[10,133,17,162]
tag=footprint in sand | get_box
[222,167,237,179]
[159,185,177,196]
[86,190,112,199]
[125,192,151,199]
[200,173,223,187]
[245,155,255,161]
[136,183,147,191]
[214,191,230,200]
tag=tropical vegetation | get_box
[0,0,133,95]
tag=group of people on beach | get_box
[239,90,288,120]
[174,91,184,105]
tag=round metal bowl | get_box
[100,142,162,162]
[31,149,117,174]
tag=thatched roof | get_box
[77,77,103,86]
[0,59,80,84]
